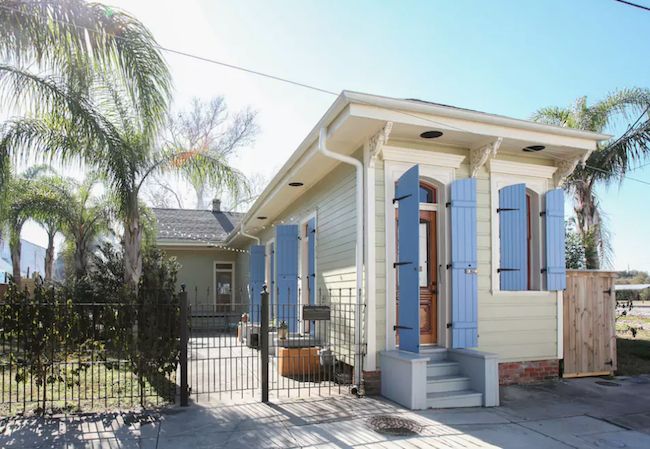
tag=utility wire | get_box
[612,0,650,12]
[2,2,650,188]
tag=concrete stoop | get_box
[380,347,499,410]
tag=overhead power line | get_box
[2,3,650,189]
[612,0,650,12]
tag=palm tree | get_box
[57,175,111,279]
[3,165,56,283]
[532,89,650,268]
[0,76,245,290]
[0,0,171,188]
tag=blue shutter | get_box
[450,178,478,348]
[307,218,316,305]
[276,224,299,332]
[269,242,275,322]
[249,245,265,322]
[545,188,566,291]
[498,184,527,291]
[395,165,420,353]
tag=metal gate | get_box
[180,288,364,404]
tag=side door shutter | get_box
[544,188,566,291]
[395,164,420,353]
[307,217,316,305]
[276,224,299,332]
[450,178,478,348]
[249,245,266,322]
[498,183,527,291]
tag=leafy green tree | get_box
[532,89,650,268]
[0,0,171,189]
[565,221,586,269]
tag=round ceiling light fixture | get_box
[288,182,304,187]
[420,130,444,139]
[523,145,545,152]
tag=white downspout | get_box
[239,226,260,245]
[318,127,364,393]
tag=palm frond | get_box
[0,0,171,131]
[530,106,573,127]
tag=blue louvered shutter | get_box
[395,165,420,353]
[307,217,316,305]
[545,188,566,291]
[450,178,478,348]
[276,224,299,332]
[498,184,527,291]
[249,245,265,322]
[269,242,275,322]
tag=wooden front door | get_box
[396,209,438,346]
[419,210,438,345]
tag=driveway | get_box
[2,376,650,448]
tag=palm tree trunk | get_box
[44,231,55,282]
[123,205,143,292]
[573,182,601,270]
[9,231,21,284]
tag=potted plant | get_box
[278,321,289,340]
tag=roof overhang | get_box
[228,91,612,244]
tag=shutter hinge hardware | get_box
[445,201,451,208]
[497,268,520,273]
[539,211,547,217]
[496,207,519,213]
[393,325,413,331]
[446,323,452,329]
[392,193,412,204]
[393,261,413,268]
[541,268,547,273]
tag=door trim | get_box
[214,261,235,311]
[384,159,453,351]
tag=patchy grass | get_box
[616,315,650,376]
[0,361,176,416]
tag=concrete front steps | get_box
[422,348,483,409]
[380,347,499,410]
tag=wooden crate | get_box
[278,347,319,376]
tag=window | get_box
[419,184,437,204]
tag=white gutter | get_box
[239,228,260,245]
[318,126,364,393]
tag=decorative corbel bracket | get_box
[553,155,585,187]
[470,137,502,177]
[368,121,393,161]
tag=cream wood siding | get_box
[158,247,242,306]
[374,143,558,363]
[255,159,358,302]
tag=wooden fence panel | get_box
[563,270,617,378]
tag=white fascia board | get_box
[343,91,612,142]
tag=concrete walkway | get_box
[2,376,650,448]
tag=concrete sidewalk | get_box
[2,376,650,448]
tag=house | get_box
[154,91,609,409]
[0,236,46,281]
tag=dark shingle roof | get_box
[152,208,243,244]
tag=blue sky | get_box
[21,0,650,271]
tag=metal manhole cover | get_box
[367,415,422,436]
[595,380,621,387]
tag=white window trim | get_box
[489,159,556,295]
[384,151,463,351]
[213,261,235,311]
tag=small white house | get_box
[155,91,609,409]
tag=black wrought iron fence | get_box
[185,286,365,402]
[0,290,179,415]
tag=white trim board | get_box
[383,154,455,352]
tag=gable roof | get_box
[152,208,244,245]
